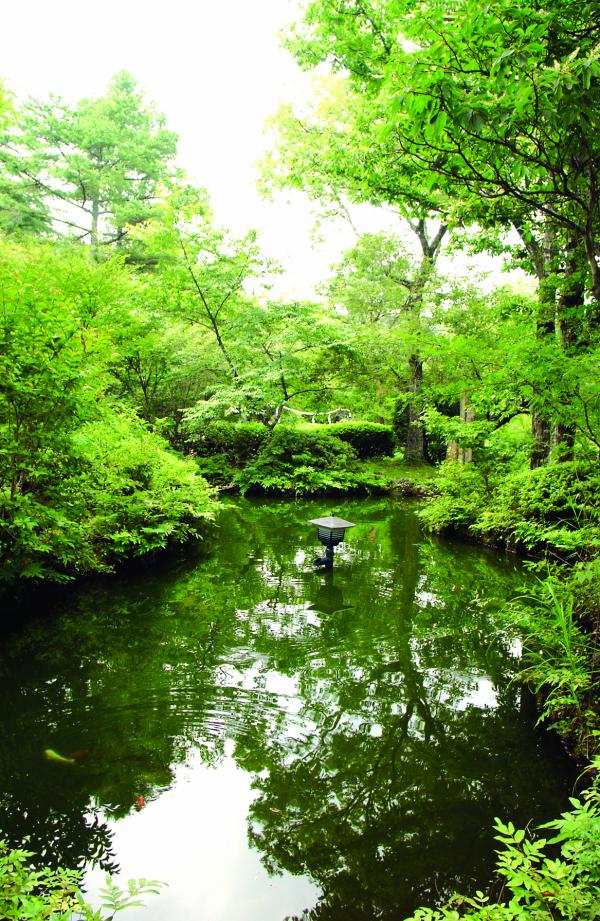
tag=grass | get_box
[360,453,438,488]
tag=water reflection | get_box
[0,498,576,920]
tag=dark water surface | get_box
[0,498,577,920]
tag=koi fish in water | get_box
[135,795,146,811]
[43,748,76,766]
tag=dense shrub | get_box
[185,421,268,465]
[475,462,600,558]
[194,454,238,487]
[420,460,600,559]
[418,461,489,535]
[237,426,379,496]
[72,413,215,568]
[0,411,215,584]
[307,421,395,458]
[505,563,600,758]
[0,839,160,920]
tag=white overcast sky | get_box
[2,0,517,297]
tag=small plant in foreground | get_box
[0,840,162,920]
[405,761,600,921]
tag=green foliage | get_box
[419,462,490,534]
[306,421,395,458]
[1,407,214,584]
[360,454,437,490]
[0,88,51,237]
[237,426,379,496]
[13,71,178,247]
[476,463,600,559]
[0,841,80,920]
[505,565,600,758]
[185,421,268,464]
[71,412,214,564]
[324,231,415,323]
[0,238,215,584]
[285,0,600,306]
[421,460,600,560]
[193,454,238,488]
[406,766,600,921]
[0,840,161,920]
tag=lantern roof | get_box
[309,516,356,530]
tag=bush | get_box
[185,421,268,465]
[194,454,238,487]
[307,421,395,458]
[236,426,380,496]
[506,566,600,757]
[420,460,600,559]
[475,462,600,558]
[418,461,489,535]
[72,413,215,567]
[0,410,215,584]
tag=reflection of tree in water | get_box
[236,508,575,919]
[0,501,319,869]
[0,498,575,908]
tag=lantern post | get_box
[309,516,356,569]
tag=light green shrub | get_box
[237,426,380,496]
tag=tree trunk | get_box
[401,220,447,465]
[551,262,583,462]
[459,393,474,463]
[91,194,99,251]
[403,353,425,463]
[530,291,556,469]
[512,218,557,470]
[531,415,552,468]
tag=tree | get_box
[263,84,449,460]
[286,0,600,291]
[136,184,270,380]
[0,85,51,236]
[325,231,444,459]
[274,0,600,463]
[7,71,178,248]
[135,184,348,429]
[0,238,213,583]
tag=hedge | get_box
[306,421,395,459]
[185,422,268,465]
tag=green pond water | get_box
[0,498,577,921]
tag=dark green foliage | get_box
[185,421,268,465]
[308,421,395,458]
[476,463,600,559]
[421,461,600,560]
[194,454,238,487]
[506,563,600,759]
[418,462,489,536]
[236,426,379,496]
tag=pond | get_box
[0,498,577,921]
